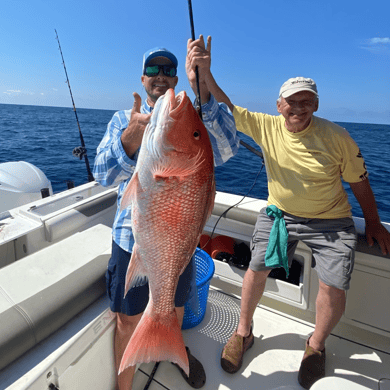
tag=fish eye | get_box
[193,131,200,140]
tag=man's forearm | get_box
[204,72,234,112]
[349,179,381,223]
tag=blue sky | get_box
[1,0,389,124]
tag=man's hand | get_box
[186,35,212,87]
[365,220,390,255]
[121,92,151,158]
[350,179,390,255]
[185,35,234,111]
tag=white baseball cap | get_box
[279,77,318,98]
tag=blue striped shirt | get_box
[93,94,240,252]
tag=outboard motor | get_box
[0,161,53,213]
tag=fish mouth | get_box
[152,89,192,156]
[167,90,188,120]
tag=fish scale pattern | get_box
[119,89,215,375]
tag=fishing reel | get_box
[72,146,87,160]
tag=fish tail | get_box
[119,308,189,376]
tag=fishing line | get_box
[55,29,94,183]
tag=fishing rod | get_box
[187,0,203,119]
[186,1,265,253]
[187,0,265,165]
[187,2,264,163]
[239,139,264,159]
[55,29,94,183]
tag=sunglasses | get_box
[144,64,177,78]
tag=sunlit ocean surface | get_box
[1,103,389,222]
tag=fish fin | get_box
[124,244,148,297]
[119,307,189,376]
[152,150,204,180]
[120,172,139,211]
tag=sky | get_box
[1,0,389,125]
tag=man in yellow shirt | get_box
[186,35,390,389]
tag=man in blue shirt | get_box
[94,46,239,390]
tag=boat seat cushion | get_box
[0,223,112,370]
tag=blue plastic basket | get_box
[182,248,215,330]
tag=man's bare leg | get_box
[115,312,142,390]
[237,268,271,337]
[310,281,346,351]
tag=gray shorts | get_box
[250,207,357,290]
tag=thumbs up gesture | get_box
[121,92,152,158]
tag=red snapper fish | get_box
[118,89,215,375]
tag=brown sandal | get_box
[221,327,254,373]
[298,336,326,389]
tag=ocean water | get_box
[1,103,389,223]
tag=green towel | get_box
[264,205,289,277]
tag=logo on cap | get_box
[279,77,318,98]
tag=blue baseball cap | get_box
[142,47,178,74]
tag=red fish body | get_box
[119,89,215,375]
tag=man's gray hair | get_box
[277,95,319,104]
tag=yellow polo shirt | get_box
[233,107,368,218]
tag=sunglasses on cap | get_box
[144,64,177,78]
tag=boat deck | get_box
[133,288,390,390]
[2,288,390,390]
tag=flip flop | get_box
[173,346,206,388]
